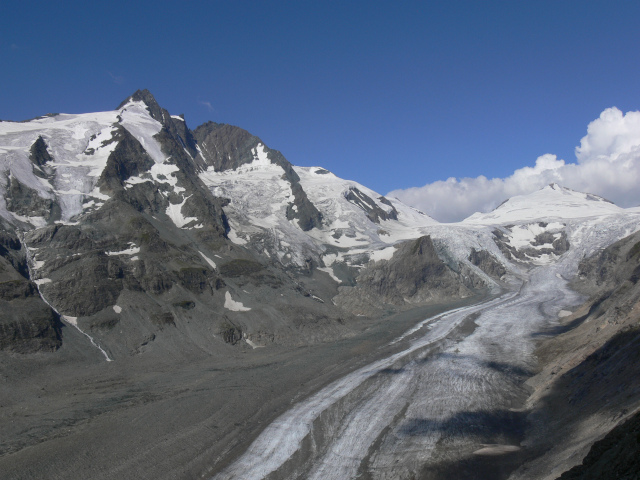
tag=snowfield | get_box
[0,100,195,227]
[463,183,623,224]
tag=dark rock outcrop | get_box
[0,226,61,353]
[194,122,322,231]
[493,224,569,263]
[29,136,52,168]
[97,126,155,192]
[5,176,60,222]
[344,187,398,223]
[468,248,506,280]
[557,409,640,480]
[335,235,479,315]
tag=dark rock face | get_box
[41,253,124,317]
[219,320,243,345]
[344,187,398,224]
[533,230,570,255]
[0,228,29,278]
[364,235,458,303]
[29,136,52,168]
[5,176,60,222]
[557,410,640,480]
[492,228,525,261]
[335,236,477,315]
[23,212,228,320]
[286,180,323,231]
[115,92,229,236]
[119,89,199,161]
[468,248,506,280]
[118,89,165,124]
[98,126,155,192]
[219,259,283,289]
[493,224,569,262]
[0,226,61,353]
[194,122,322,231]
[219,259,264,277]
[576,233,640,292]
[193,122,261,172]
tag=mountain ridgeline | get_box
[1,90,639,480]
[0,89,486,357]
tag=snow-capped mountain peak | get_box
[462,183,624,225]
[0,91,441,273]
[0,91,191,227]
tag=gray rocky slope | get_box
[0,90,500,358]
[509,229,640,480]
[1,90,640,479]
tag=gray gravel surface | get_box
[0,299,479,480]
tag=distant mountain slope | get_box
[3,91,640,480]
[463,183,623,224]
[0,90,489,357]
[1,89,638,360]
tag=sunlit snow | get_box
[463,184,623,224]
[166,195,199,228]
[199,251,217,269]
[106,243,140,256]
[224,291,251,312]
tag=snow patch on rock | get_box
[317,267,341,283]
[62,315,78,326]
[224,291,251,312]
[166,195,198,228]
[106,243,140,256]
[199,251,217,269]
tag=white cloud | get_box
[108,71,125,85]
[199,100,214,112]
[389,107,640,222]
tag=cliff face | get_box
[334,235,484,316]
[0,91,493,358]
[557,409,640,480]
[0,225,61,353]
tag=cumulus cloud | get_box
[389,107,640,222]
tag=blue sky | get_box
[3,1,640,220]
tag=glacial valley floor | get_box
[0,298,481,480]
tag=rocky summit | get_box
[0,89,494,358]
[1,91,640,480]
